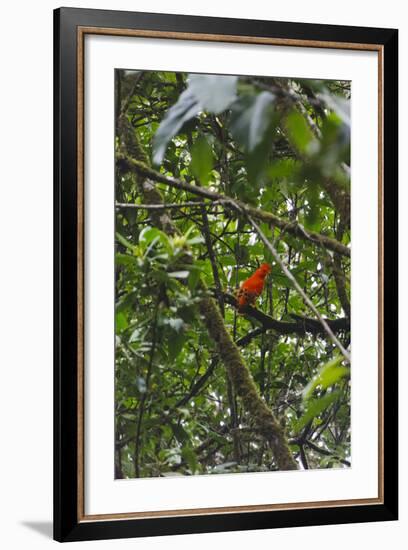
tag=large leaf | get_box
[115,311,128,333]
[115,252,136,266]
[268,158,300,180]
[115,232,135,253]
[153,74,237,166]
[229,91,275,152]
[302,355,349,399]
[285,109,318,155]
[295,391,340,431]
[318,90,350,127]
[188,74,238,114]
[170,422,189,443]
[167,331,185,361]
[304,181,321,231]
[152,88,200,166]
[190,136,214,185]
[181,446,199,474]
[139,226,172,255]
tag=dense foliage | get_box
[115,69,351,478]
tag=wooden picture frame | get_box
[54,7,398,542]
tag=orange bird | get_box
[235,263,271,312]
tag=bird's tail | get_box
[235,287,257,313]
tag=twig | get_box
[175,357,218,408]
[199,206,225,316]
[303,438,350,467]
[246,215,351,363]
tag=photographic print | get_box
[114,69,351,478]
[54,8,398,541]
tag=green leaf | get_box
[303,356,349,399]
[171,422,189,444]
[177,304,197,324]
[318,90,350,127]
[139,226,160,244]
[188,74,238,114]
[295,391,340,431]
[188,268,202,290]
[115,232,135,252]
[229,92,275,152]
[190,136,214,185]
[304,182,321,231]
[285,110,318,155]
[115,252,136,266]
[139,226,172,255]
[181,446,199,473]
[115,311,128,333]
[152,74,237,166]
[129,326,142,343]
[268,158,300,180]
[187,235,205,245]
[244,139,272,186]
[152,88,200,165]
[168,332,185,361]
[122,413,137,421]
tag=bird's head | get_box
[258,263,272,277]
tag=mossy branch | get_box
[220,292,350,345]
[199,296,297,470]
[117,153,350,258]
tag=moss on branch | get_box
[199,296,297,470]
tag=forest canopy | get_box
[115,70,351,478]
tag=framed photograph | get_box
[54,7,398,542]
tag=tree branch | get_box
[199,205,225,316]
[117,154,350,258]
[221,293,349,346]
[116,200,219,210]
